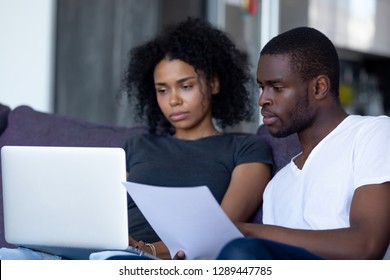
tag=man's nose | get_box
[258,89,272,107]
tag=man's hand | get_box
[173,250,186,260]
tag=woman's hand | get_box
[128,236,145,249]
[128,236,172,259]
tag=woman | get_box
[122,18,274,259]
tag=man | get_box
[217,26,390,259]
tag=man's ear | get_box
[313,75,330,100]
[210,76,220,95]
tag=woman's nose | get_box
[169,92,182,106]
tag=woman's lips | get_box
[169,112,189,122]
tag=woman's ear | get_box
[210,76,220,95]
[313,75,330,100]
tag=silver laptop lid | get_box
[1,146,129,258]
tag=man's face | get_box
[257,54,315,138]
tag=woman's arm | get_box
[221,162,272,222]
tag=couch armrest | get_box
[0,104,11,136]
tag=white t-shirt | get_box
[263,115,390,230]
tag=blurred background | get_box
[1,0,389,133]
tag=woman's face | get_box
[154,58,218,137]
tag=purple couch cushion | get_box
[257,124,301,174]
[0,105,148,248]
[0,105,147,147]
[251,124,302,224]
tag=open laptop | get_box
[1,145,150,260]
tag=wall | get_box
[280,0,390,58]
[54,0,161,127]
[0,0,56,112]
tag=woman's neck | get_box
[174,127,221,140]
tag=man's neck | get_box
[296,109,348,169]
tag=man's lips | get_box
[261,111,278,126]
[169,112,189,122]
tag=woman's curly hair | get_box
[123,17,253,134]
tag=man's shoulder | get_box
[348,114,390,124]
[341,115,390,134]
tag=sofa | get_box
[0,103,301,249]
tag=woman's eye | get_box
[156,88,167,94]
[182,84,193,90]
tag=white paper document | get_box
[123,182,244,260]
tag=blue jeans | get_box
[0,246,155,260]
[0,247,63,260]
[217,237,323,260]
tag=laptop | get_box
[1,145,147,260]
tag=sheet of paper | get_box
[123,181,244,260]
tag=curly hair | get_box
[122,17,253,134]
[261,27,340,100]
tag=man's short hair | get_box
[261,27,340,98]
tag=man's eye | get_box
[274,86,283,92]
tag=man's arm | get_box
[238,182,390,259]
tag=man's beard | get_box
[270,88,313,138]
